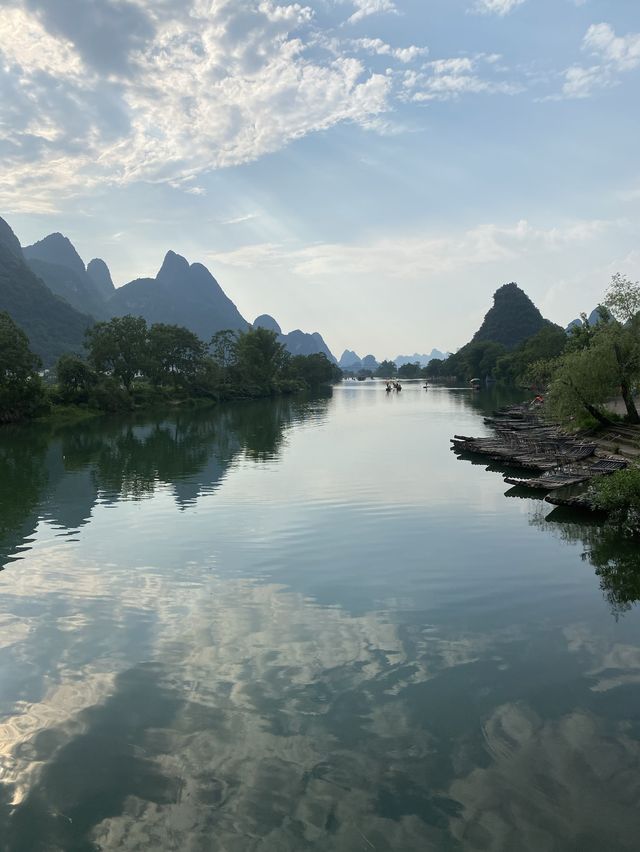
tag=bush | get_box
[590,467,640,537]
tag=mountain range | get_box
[0,214,338,367]
[472,281,558,350]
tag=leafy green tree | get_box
[374,360,398,378]
[494,325,567,386]
[147,323,206,389]
[289,353,341,388]
[210,329,238,385]
[605,273,640,324]
[547,333,625,426]
[234,327,288,391]
[0,310,47,422]
[397,361,421,379]
[86,315,148,392]
[424,358,445,379]
[56,353,97,403]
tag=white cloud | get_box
[472,0,526,16]
[403,55,522,102]
[0,0,393,211]
[344,0,399,25]
[349,38,428,63]
[212,218,610,279]
[583,22,640,72]
[557,22,640,99]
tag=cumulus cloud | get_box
[557,22,640,99]
[0,0,398,210]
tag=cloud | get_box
[348,38,428,63]
[403,54,522,102]
[343,0,399,25]
[212,218,610,279]
[472,0,526,16]
[0,0,396,211]
[557,22,640,99]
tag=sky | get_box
[1,0,640,359]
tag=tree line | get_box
[0,314,343,423]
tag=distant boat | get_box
[469,378,481,390]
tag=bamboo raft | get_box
[451,404,628,484]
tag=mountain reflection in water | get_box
[1,385,640,851]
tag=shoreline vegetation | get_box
[0,314,343,426]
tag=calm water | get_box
[1,383,640,851]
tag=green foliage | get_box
[591,467,640,538]
[233,327,288,393]
[472,282,553,350]
[604,273,640,324]
[374,359,398,378]
[55,353,97,403]
[493,325,567,386]
[86,315,148,391]
[0,311,48,422]
[287,353,342,388]
[147,323,206,389]
[423,358,446,379]
[447,340,507,382]
[397,361,422,379]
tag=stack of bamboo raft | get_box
[451,404,628,505]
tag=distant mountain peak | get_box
[87,258,115,299]
[24,232,86,278]
[0,216,24,260]
[472,281,552,350]
[157,250,190,283]
[254,314,282,335]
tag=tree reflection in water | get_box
[531,505,640,617]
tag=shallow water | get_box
[1,383,640,851]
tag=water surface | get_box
[1,384,639,851]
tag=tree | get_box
[210,329,238,385]
[605,273,640,324]
[56,353,97,403]
[289,353,341,388]
[0,311,47,422]
[85,315,148,391]
[424,358,445,379]
[547,333,627,426]
[397,361,421,379]
[374,360,398,378]
[147,323,206,389]
[234,327,288,391]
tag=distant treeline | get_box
[0,314,343,424]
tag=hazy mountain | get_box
[339,350,362,370]
[87,258,115,300]
[253,314,282,334]
[361,354,379,370]
[23,233,112,319]
[472,282,555,350]
[0,217,92,366]
[253,314,336,362]
[566,306,608,332]
[110,251,250,340]
[395,349,448,367]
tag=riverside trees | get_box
[546,275,640,426]
[48,317,342,412]
[0,311,47,422]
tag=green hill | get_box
[0,217,92,366]
[472,282,553,350]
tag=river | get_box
[0,382,639,851]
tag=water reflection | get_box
[1,387,640,850]
[533,506,640,617]
[0,395,330,567]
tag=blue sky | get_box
[1,0,639,357]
